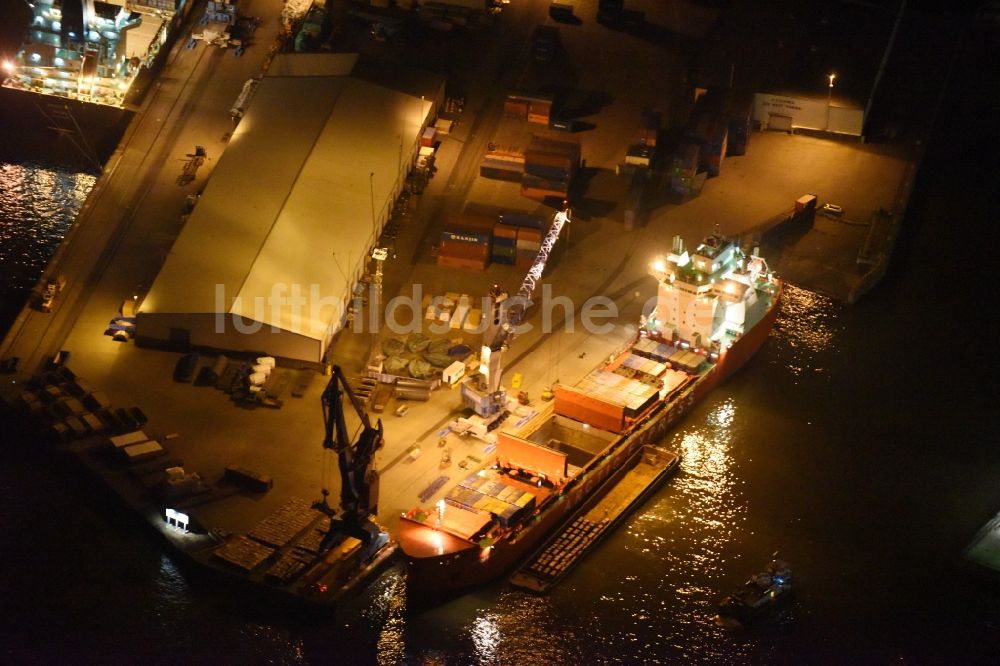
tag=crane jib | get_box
[507,209,571,334]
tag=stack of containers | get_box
[522,134,580,200]
[685,111,728,177]
[701,116,729,177]
[492,222,518,265]
[670,141,700,196]
[498,212,543,230]
[515,227,542,269]
[480,149,524,182]
[527,96,553,125]
[438,213,494,270]
[504,94,530,119]
[504,93,555,125]
[724,91,754,156]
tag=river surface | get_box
[2,21,999,666]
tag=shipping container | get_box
[442,229,491,245]
[504,98,529,119]
[528,134,581,156]
[530,25,559,62]
[440,241,490,259]
[521,186,569,201]
[437,254,488,270]
[480,165,522,182]
[524,162,571,181]
[498,212,544,229]
[549,1,574,21]
[493,223,519,240]
[553,385,625,433]
[795,194,818,213]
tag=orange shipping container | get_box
[437,254,488,270]
[521,185,569,201]
[445,212,496,234]
[504,99,529,118]
[553,385,625,433]
[493,223,518,240]
[440,241,490,259]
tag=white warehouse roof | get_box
[137,55,440,362]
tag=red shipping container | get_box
[437,254,488,270]
[420,127,438,148]
[493,223,518,240]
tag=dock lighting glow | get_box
[436,499,446,528]
[164,508,189,532]
[652,259,667,274]
[1,60,14,74]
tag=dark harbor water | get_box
[2,20,999,666]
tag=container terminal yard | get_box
[0,0,945,610]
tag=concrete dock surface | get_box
[1,0,921,579]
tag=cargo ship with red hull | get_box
[398,233,782,599]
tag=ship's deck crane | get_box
[314,364,389,559]
[461,208,572,417]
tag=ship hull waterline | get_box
[399,281,783,599]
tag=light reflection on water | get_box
[771,284,843,379]
[0,161,94,327]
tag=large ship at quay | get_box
[0,0,188,166]
[398,232,783,598]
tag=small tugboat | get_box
[716,553,793,627]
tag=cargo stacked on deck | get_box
[446,472,537,528]
[438,213,494,270]
[492,223,518,265]
[480,148,524,182]
[522,134,580,200]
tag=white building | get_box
[136,54,443,363]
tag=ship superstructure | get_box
[2,0,176,107]
[646,233,772,353]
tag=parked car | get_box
[39,275,66,312]
[821,203,843,217]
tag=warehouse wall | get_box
[135,312,324,364]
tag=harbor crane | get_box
[461,207,572,418]
[314,365,389,560]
